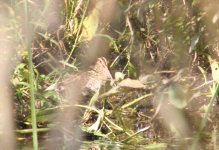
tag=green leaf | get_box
[26,108,58,123]
[128,62,137,78]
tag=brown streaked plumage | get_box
[60,57,112,98]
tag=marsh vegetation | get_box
[1,0,219,149]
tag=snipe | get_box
[60,57,112,98]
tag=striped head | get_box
[92,57,112,80]
[84,57,112,92]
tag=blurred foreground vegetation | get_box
[2,0,219,149]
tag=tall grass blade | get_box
[191,83,219,150]
[24,0,38,149]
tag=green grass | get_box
[24,0,38,149]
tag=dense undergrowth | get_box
[2,0,219,149]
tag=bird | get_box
[59,57,112,99]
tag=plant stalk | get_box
[191,83,219,150]
[24,0,38,149]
